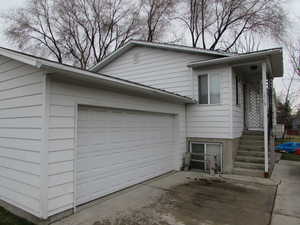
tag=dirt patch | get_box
[94,177,276,225]
[92,211,170,225]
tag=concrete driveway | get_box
[53,172,277,225]
[271,160,300,225]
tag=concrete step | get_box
[234,161,265,170]
[243,130,264,136]
[235,155,265,164]
[241,135,264,140]
[232,168,264,177]
[237,150,265,157]
[239,145,264,151]
[239,139,264,146]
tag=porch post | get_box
[262,62,269,177]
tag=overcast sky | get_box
[0,0,299,108]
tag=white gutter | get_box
[39,63,196,104]
[0,48,40,68]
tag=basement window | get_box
[189,142,223,172]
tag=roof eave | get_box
[188,48,283,77]
[39,63,195,104]
[89,42,135,71]
[0,47,195,104]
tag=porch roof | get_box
[187,48,283,78]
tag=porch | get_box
[232,61,277,177]
[187,48,283,177]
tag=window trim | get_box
[198,74,221,105]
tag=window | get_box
[189,142,223,172]
[235,75,239,105]
[198,75,208,104]
[198,74,220,104]
[210,74,221,104]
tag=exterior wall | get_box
[232,69,244,138]
[46,77,187,217]
[187,137,240,173]
[97,47,243,140]
[0,56,44,217]
[98,47,216,97]
[187,66,233,139]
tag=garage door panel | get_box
[77,153,173,195]
[78,137,173,157]
[76,106,175,205]
[77,152,171,181]
[77,157,173,204]
[77,142,173,169]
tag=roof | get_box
[0,47,195,104]
[90,40,234,71]
[188,48,283,77]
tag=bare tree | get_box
[179,0,286,51]
[3,0,141,69]
[177,0,213,47]
[282,41,300,104]
[276,40,300,137]
[230,32,261,53]
[139,0,178,42]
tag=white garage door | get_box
[76,106,175,205]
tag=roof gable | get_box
[90,40,233,72]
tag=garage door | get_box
[76,106,175,205]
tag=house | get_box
[292,118,300,131]
[0,41,283,222]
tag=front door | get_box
[245,85,263,130]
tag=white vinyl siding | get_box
[46,77,186,217]
[97,46,237,139]
[0,56,44,217]
[76,106,175,205]
[188,66,232,138]
[98,47,215,98]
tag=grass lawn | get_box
[281,153,300,162]
[275,135,300,145]
[0,206,34,225]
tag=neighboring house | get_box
[292,118,300,131]
[0,41,283,222]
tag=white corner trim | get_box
[229,67,234,139]
[73,103,79,213]
[40,73,50,219]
